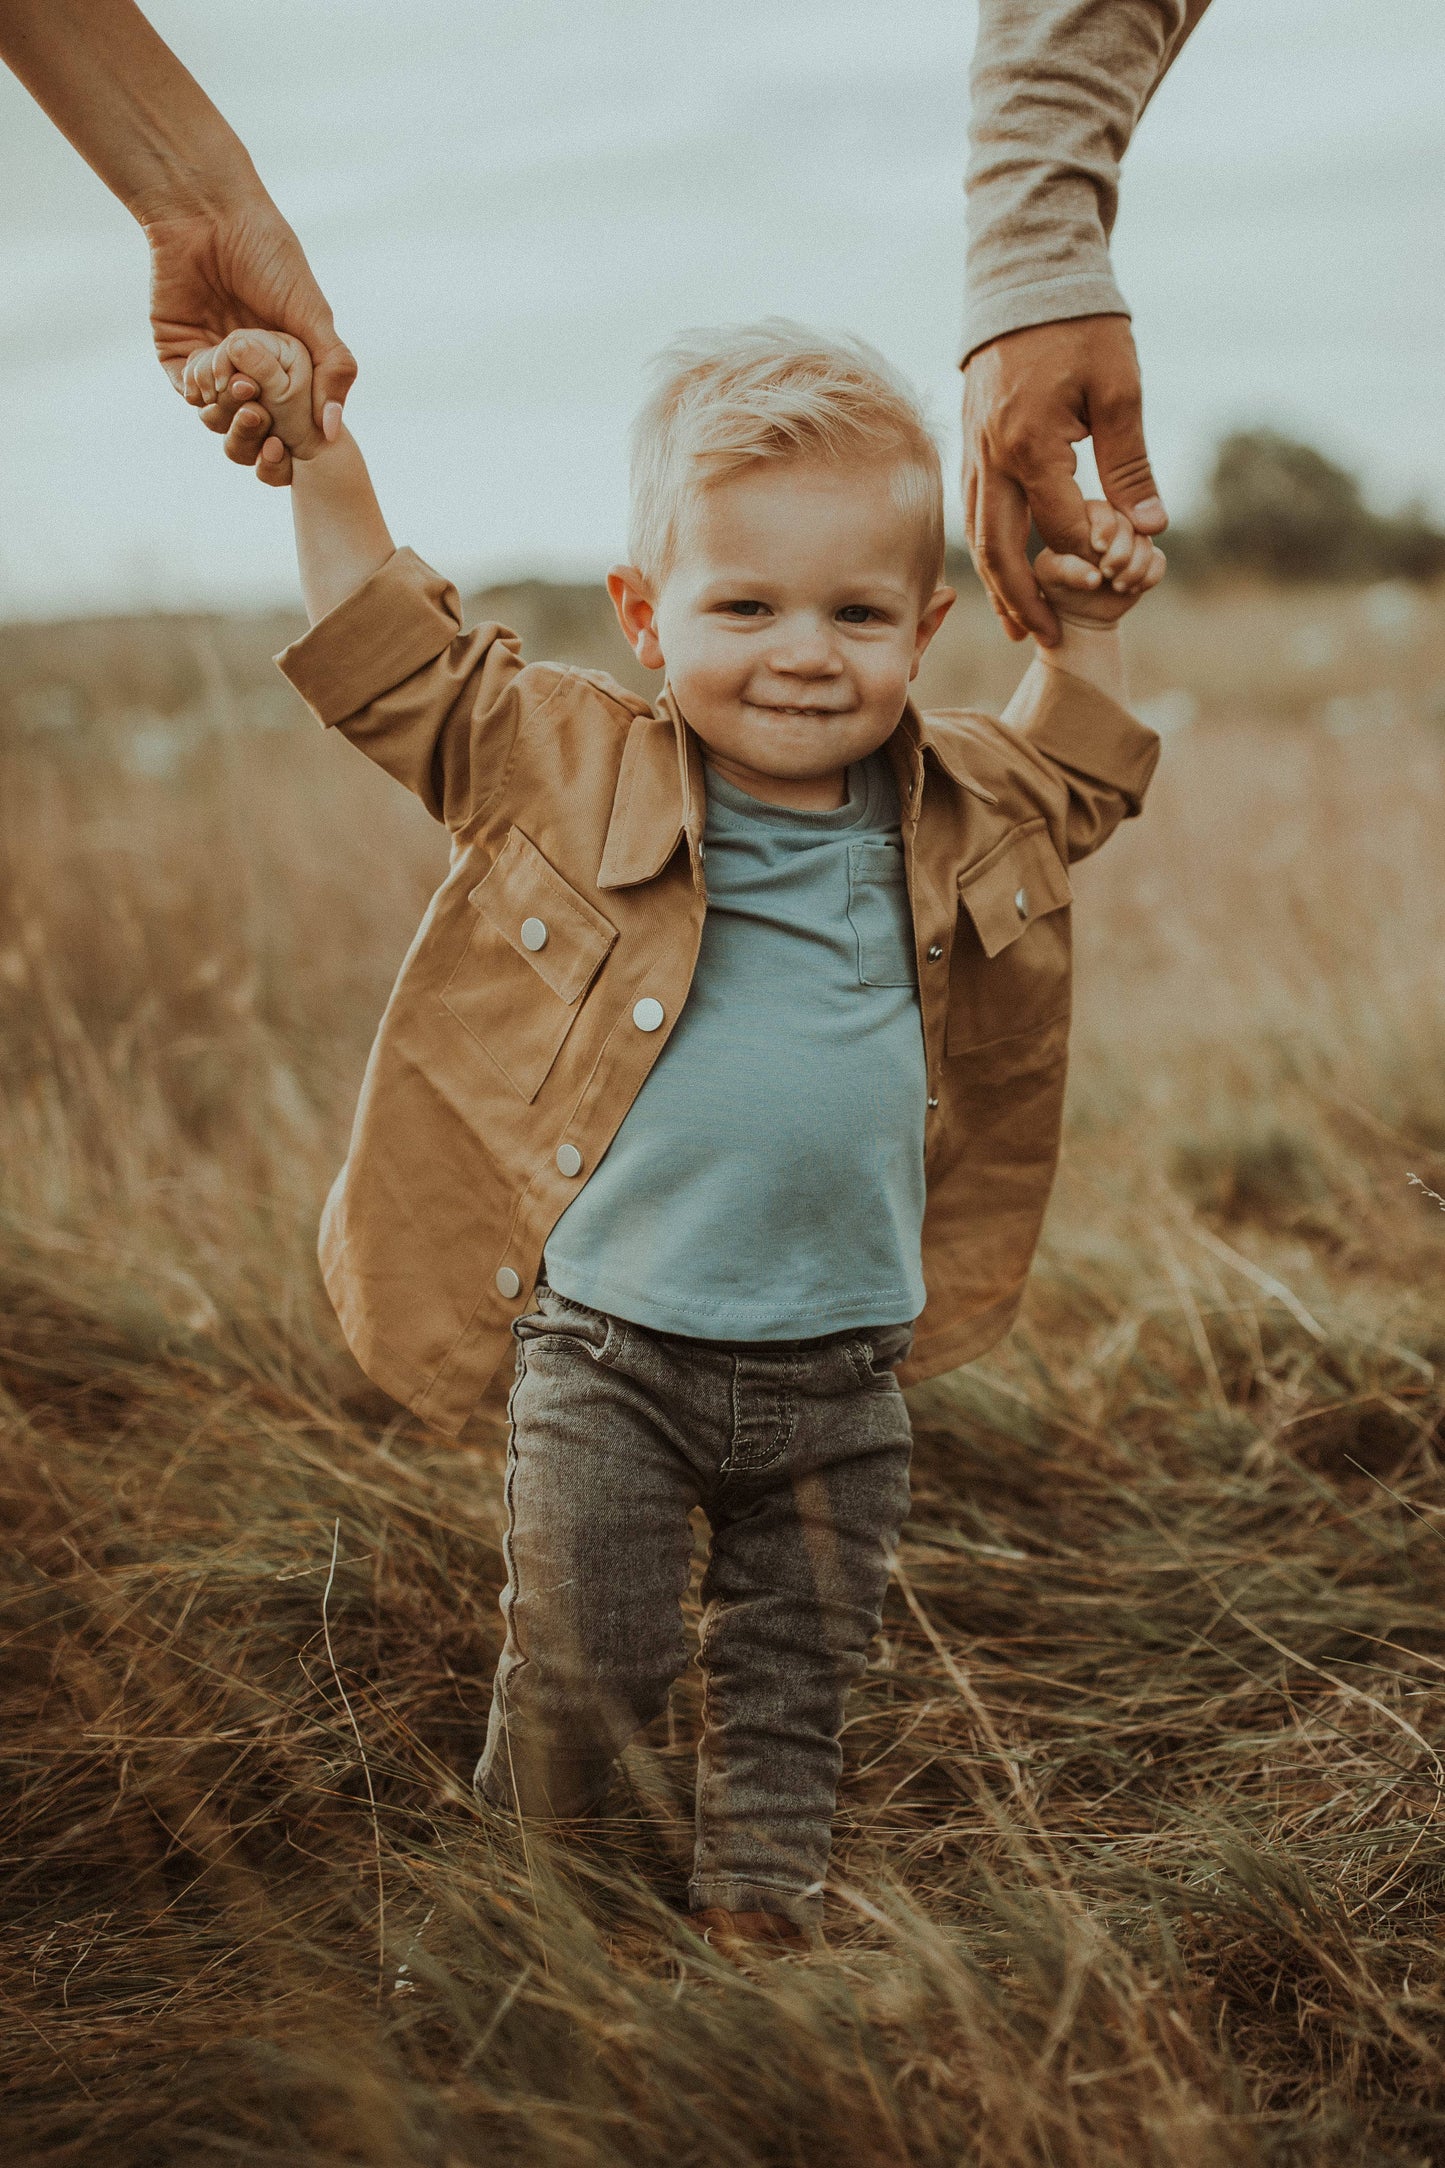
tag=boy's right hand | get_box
[184,330,322,487]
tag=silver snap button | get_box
[494,1266,521,1299]
[927,1095,939,1110]
[519,917,548,952]
[555,1143,583,1177]
[632,997,665,1032]
[1014,887,1029,920]
[926,942,943,962]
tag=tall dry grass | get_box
[2,590,1445,2166]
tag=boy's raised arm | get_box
[192,328,528,834]
[189,330,393,623]
[1003,498,1163,719]
[288,429,396,627]
[997,499,1165,862]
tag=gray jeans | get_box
[473,1284,913,1928]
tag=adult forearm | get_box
[0,0,262,224]
[963,0,1211,361]
[290,432,396,627]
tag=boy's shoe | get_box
[690,1906,813,1957]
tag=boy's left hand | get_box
[184,329,325,488]
[1033,501,1165,627]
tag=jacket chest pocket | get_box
[441,827,617,1102]
[946,818,1073,1054]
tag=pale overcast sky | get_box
[0,0,1441,618]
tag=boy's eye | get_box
[837,604,880,624]
[721,600,767,617]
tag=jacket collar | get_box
[883,700,1000,814]
[596,683,700,891]
[912,702,999,804]
[596,687,995,892]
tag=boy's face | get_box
[609,458,954,811]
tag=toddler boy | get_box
[192,321,1163,1951]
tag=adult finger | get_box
[1013,450,1098,566]
[221,403,273,467]
[197,397,270,449]
[1091,379,1167,533]
[965,466,1025,641]
[307,330,359,439]
[196,371,267,429]
[256,436,294,489]
[972,467,1056,644]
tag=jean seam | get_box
[490,1344,531,1808]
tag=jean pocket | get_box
[847,841,916,988]
[516,1284,626,1366]
[850,1324,915,1388]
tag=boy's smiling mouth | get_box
[748,700,852,717]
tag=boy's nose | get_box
[766,623,842,676]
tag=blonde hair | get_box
[628,319,945,588]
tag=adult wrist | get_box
[131,131,266,230]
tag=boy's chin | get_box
[729,751,856,788]
[725,725,892,780]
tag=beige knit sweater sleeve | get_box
[963,0,1212,360]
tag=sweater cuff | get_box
[1012,663,1160,814]
[960,272,1131,366]
[274,547,463,728]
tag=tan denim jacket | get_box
[277,548,1160,1436]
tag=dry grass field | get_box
[2,574,1445,2166]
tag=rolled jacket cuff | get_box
[274,546,463,728]
[960,271,1131,366]
[1012,664,1161,814]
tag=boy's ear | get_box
[607,565,665,672]
[909,585,956,679]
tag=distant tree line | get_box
[1166,430,1445,582]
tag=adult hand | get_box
[150,192,357,488]
[0,0,353,484]
[961,315,1167,645]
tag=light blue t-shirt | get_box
[543,753,928,1339]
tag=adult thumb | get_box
[1020,455,1096,562]
[1092,391,1167,533]
[308,332,359,436]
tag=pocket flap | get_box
[958,819,1072,960]
[469,827,617,1005]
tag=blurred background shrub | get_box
[1165,429,1445,583]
